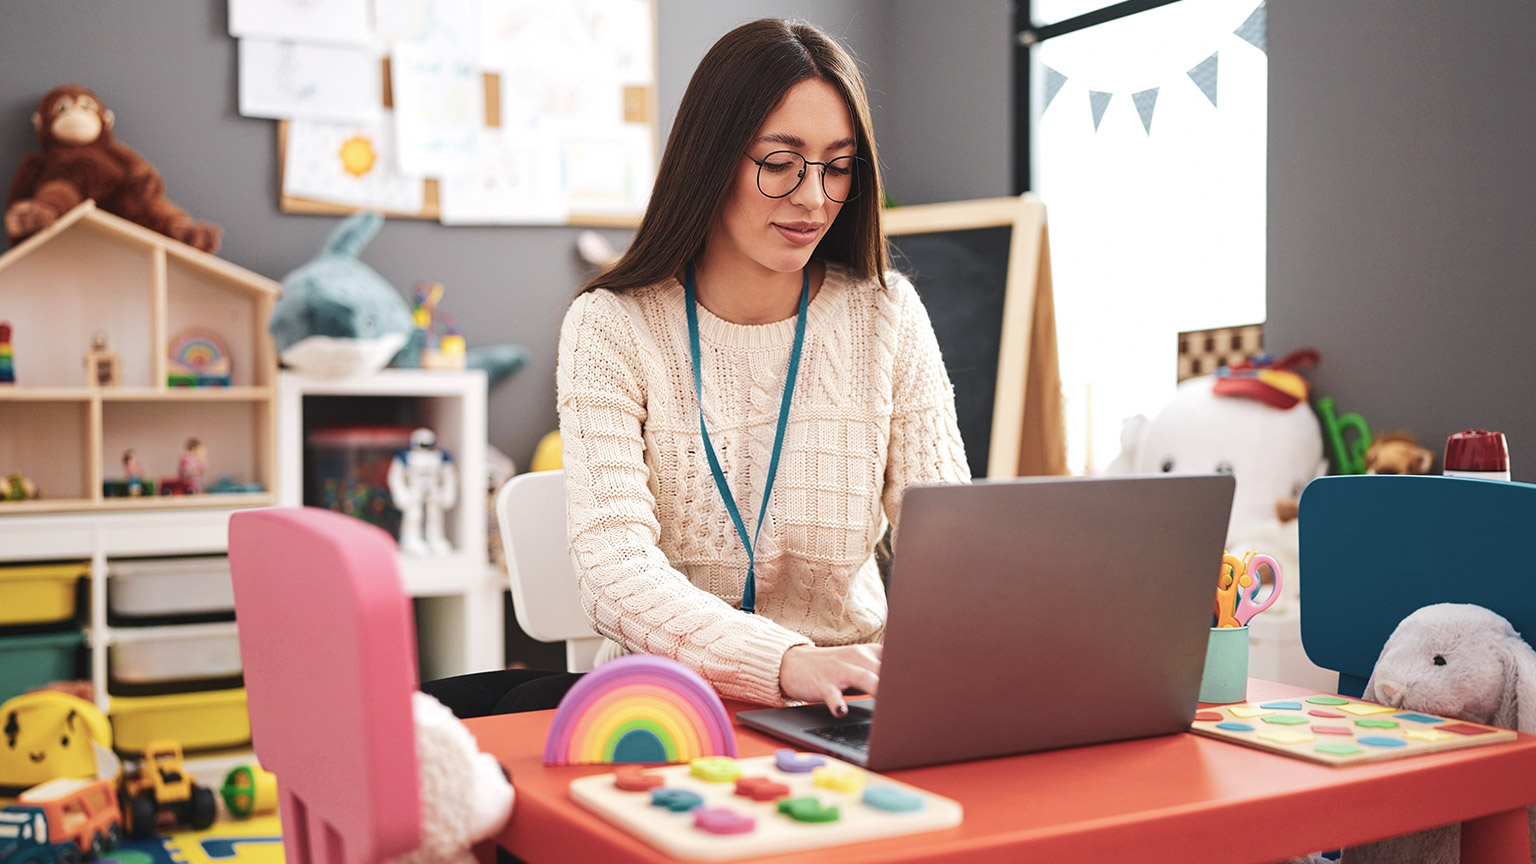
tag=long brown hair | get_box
[582,18,886,294]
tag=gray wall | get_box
[1266,1,1536,480]
[0,1,1011,472]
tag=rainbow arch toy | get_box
[543,655,737,765]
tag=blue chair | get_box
[1298,474,1536,697]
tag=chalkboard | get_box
[884,196,1063,478]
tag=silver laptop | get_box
[738,473,1236,771]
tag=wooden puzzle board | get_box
[1190,694,1517,766]
[568,752,963,861]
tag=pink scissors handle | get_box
[1233,554,1282,626]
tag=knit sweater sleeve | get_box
[556,291,812,705]
[881,277,972,544]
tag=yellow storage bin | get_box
[109,688,250,755]
[0,561,88,626]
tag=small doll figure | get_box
[387,427,457,556]
[85,331,120,387]
[123,449,146,496]
[178,437,207,494]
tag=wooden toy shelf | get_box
[0,201,278,514]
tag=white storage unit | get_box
[108,621,242,684]
[108,556,234,618]
[277,369,506,678]
[0,506,247,711]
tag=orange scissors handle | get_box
[1214,552,1244,628]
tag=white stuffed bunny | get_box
[1342,603,1536,864]
[397,692,516,864]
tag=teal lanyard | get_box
[684,261,809,614]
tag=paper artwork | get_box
[438,132,569,224]
[390,40,485,178]
[238,38,381,123]
[283,113,426,213]
[228,0,372,46]
[374,0,477,52]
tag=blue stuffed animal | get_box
[270,212,527,383]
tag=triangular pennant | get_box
[1235,1,1266,53]
[1187,52,1219,107]
[1132,87,1159,134]
[1043,66,1068,111]
[1089,90,1113,131]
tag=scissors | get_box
[1232,552,1282,626]
[1214,552,1245,628]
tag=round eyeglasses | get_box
[745,150,867,203]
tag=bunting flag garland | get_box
[1043,65,1069,111]
[1132,87,1159,134]
[1038,0,1264,135]
[1235,1,1266,53]
[1089,90,1113,131]
[1187,52,1219,107]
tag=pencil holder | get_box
[1199,626,1249,703]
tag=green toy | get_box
[1316,396,1372,475]
[219,764,278,819]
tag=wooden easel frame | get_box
[884,194,1063,477]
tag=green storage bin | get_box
[0,630,85,703]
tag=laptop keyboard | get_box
[805,720,872,751]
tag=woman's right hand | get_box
[779,643,881,717]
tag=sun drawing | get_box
[338,136,378,177]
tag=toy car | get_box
[1,777,123,863]
[118,740,215,839]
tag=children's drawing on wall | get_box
[437,132,567,224]
[390,40,484,178]
[283,113,426,213]
[560,127,653,215]
[376,0,477,52]
[228,0,371,46]
[238,38,381,123]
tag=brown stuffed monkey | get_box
[5,84,221,253]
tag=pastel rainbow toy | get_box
[543,655,737,765]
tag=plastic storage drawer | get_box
[0,561,87,626]
[108,622,242,684]
[0,630,85,703]
[108,557,234,618]
[108,688,250,754]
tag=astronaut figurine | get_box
[387,427,458,556]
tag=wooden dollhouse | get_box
[0,200,278,511]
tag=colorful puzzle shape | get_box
[1191,693,1519,765]
[569,751,963,860]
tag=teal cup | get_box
[1199,625,1250,703]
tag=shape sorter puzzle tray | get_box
[568,751,964,861]
[1190,694,1518,766]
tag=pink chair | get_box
[229,507,422,864]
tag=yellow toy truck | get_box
[118,740,216,839]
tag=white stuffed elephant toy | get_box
[1104,374,1327,610]
[1339,603,1536,864]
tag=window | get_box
[1025,0,1268,472]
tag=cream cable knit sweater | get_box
[556,263,970,706]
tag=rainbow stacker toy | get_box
[544,654,737,765]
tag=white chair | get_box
[495,469,604,672]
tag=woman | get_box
[427,17,968,719]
